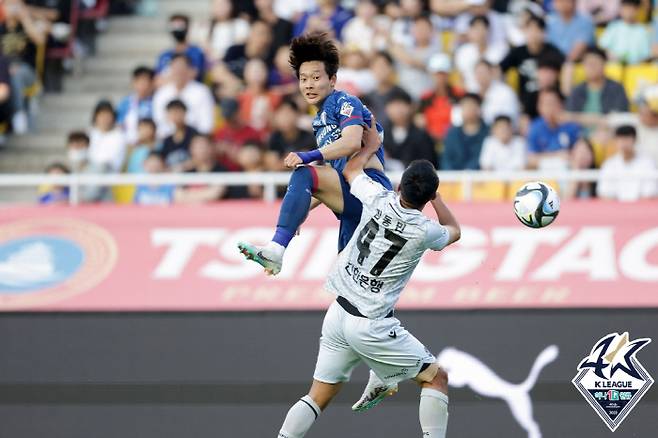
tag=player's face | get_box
[298,61,335,106]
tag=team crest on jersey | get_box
[339,102,354,117]
[572,332,653,431]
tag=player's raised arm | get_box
[429,194,461,246]
[343,116,380,184]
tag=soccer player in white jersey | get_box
[276,121,461,438]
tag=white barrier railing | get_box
[1,169,657,205]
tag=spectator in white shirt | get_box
[455,15,508,93]
[341,0,390,54]
[204,0,250,63]
[479,115,526,171]
[88,100,126,173]
[153,54,215,138]
[474,60,520,125]
[598,125,657,201]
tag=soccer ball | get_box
[513,181,560,228]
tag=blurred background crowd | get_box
[1,0,657,205]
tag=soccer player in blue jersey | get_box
[238,32,392,275]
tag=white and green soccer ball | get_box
[513,181,560,228]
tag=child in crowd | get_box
[133,152,175,205]
[125,118,159,173]
[479,115,527,171]
[599,0,651,64]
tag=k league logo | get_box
[572,332,653,431]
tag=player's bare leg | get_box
[239,165,343,276]
[277,380,342,438]
[414,363,450,438]
[351,369,399,412]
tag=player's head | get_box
[399,160,439,209]
[289,32,339,105]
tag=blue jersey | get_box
[311,90,385,173]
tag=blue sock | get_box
[272,166,317,248]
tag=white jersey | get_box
[325,173,451,319]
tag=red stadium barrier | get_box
[1,200,657,311]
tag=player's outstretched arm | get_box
[430,194,461,246]
[284,125,364,168]
[343,116,380,184]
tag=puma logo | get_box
[437,345,559,438]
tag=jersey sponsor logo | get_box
[438,345,558,438]
[339,102,354,117]
[0,218,118,309]
[572,332,653,431]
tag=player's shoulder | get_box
[333,89,364,111]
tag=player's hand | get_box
[361,115,380,153]
[284,152,303,168]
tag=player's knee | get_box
[432,366,448,389]
[288,165,318,193]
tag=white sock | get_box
[277,395,321,438]
[419,388,449,438]
[266,240,286,258]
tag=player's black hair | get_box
[621,0,641,6]
[469,14,490,28]
[400,160,439,209]
[289,32,340,79]
[132,66,155,79]
[386,88,413,105]
[169,13,190,26]
[460,92,482,106]
[493,114,512,125]
[526,14,546,30]
[67,130,90,145]
[583,45,607,61]
[91,99,115,124]
[615,124,637,138]
[166,98,187,112]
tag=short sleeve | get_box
[424,221,451,251]
[350,173,386,205]
[336,95,366,129]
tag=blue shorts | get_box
[335,168,392,253]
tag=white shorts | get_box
[313,300,436,385]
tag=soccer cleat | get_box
[352,370,398,412]
[237,241,283,276]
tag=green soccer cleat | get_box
[352,370,399,413]
[237,241,283,276]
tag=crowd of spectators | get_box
[38,0,658,205]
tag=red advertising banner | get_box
[0,201,657,311]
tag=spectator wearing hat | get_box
[564,46,629,131]
[547,0,594,61]
[598,125,657,201]
[363,51,407,129]
[156,14,206,82]
[152,54,215,138]
[527,88,581,170]
[442,93,489,170]
[382,89,437,168]
[473,59,520,126]
[598,0,651,64]
[418,52,463,142]
[454,14,508,93]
